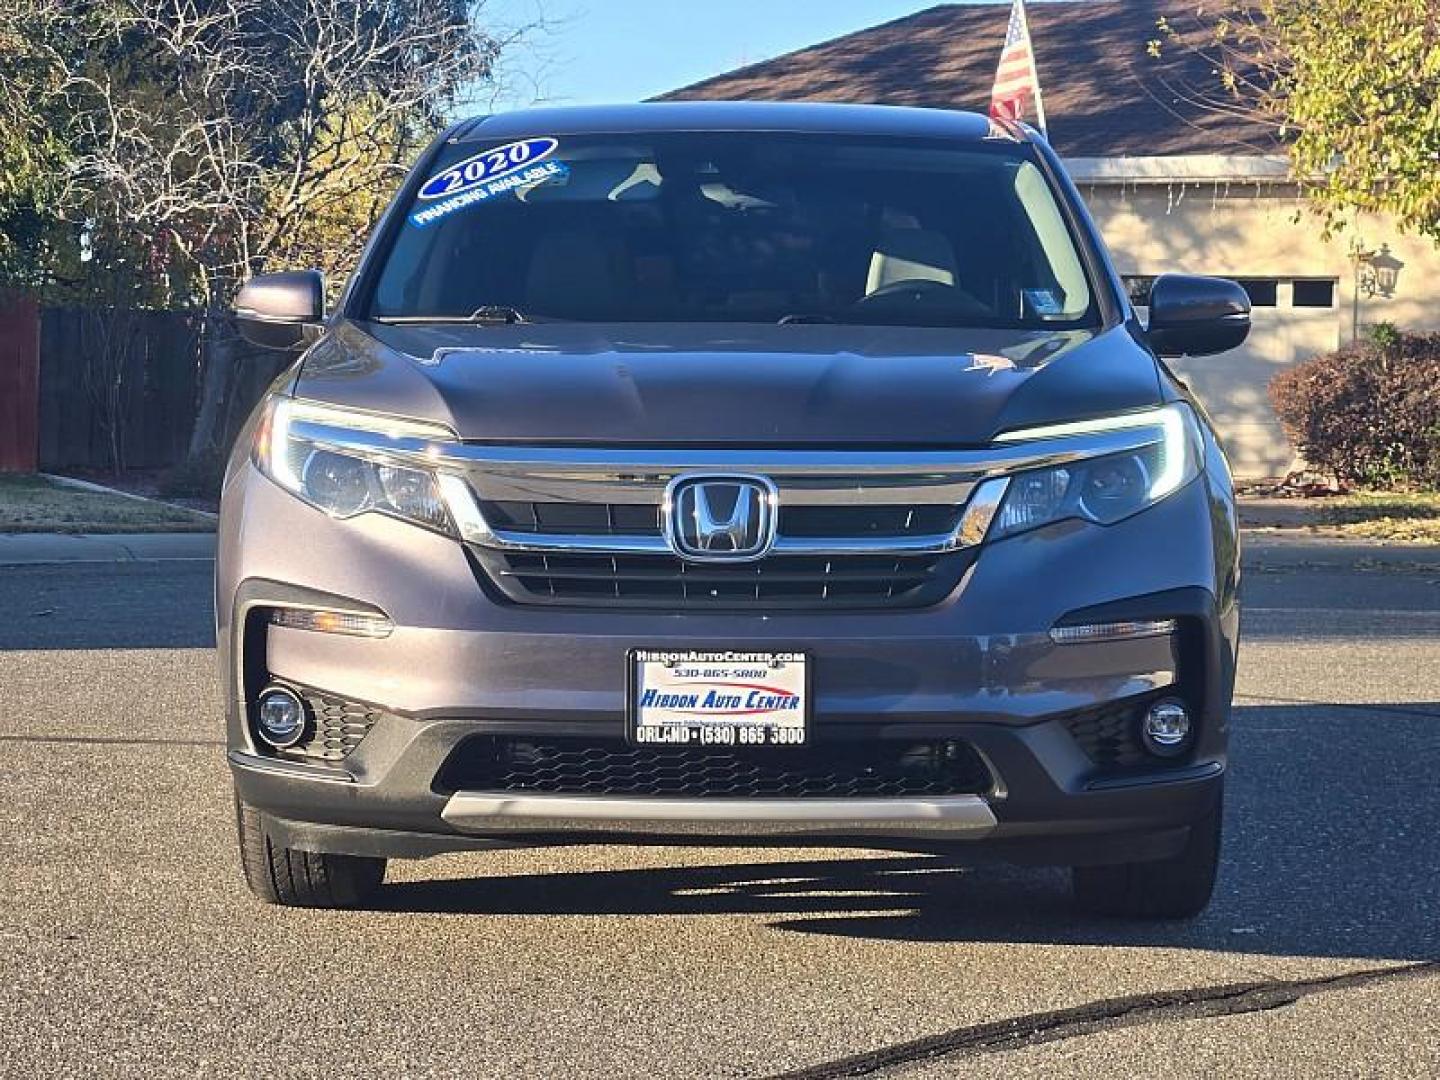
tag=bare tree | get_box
[78,299,132,477]
[16,0,515,467]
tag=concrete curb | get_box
[0,532,217,565]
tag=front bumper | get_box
[228,699,1224,863]
[220,458,1238,863]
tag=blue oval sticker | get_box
[417,137,560,201]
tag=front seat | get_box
[525,228,631,320]
[865,227,959,295]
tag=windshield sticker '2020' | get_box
[409,159,568,228]
[417,137,559,200]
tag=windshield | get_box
[364,131,1098,329]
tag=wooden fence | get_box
[0,303,291,475]
[0,296,40,471]
[37,307,205,471]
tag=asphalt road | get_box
[1,538,1437,1078]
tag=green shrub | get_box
[1269,330,1440,490]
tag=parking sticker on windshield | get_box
[409,160,569,228]
[1023,288,1066,317]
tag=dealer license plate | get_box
[629,649,809,747]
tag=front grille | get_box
[481,500,660,536]
[458,453,984,611]
[480,500,962,540]
[780,505,961,538]
[275,690,380,762]
[474,549,971,609]
[435,736,993,798]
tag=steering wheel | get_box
[854,277,991,317]
[859,278,956,304]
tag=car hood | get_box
[293,321,1162,446]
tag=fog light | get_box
[256,686,308,749]
[1142,698,1191,756]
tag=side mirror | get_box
[234,270,325,351]
[1146,274,1251,358]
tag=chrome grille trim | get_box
[461,527,988,557]
[450,477,1010,557]
[460,469,978,508]
[286,420,1163,476]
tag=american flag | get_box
[989,0,1047,135]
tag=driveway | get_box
[0,536,1436,1077]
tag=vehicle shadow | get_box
[375,701,1440,963]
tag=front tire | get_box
[1071,789,1222,919]
[235,797,386,908]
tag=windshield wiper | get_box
[777,313,837,325]
[370,306,530,326]
[468,305,527,324]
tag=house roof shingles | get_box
[658,1,1279,159]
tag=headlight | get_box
[988,403,1201,540]
[254,397,457,534]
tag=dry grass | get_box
[0,474,215,533]
[1314,492,1440,544]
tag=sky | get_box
[483,1,983,110]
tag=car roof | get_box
[454,101,1019,144]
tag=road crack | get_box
[766,961,1440,1079]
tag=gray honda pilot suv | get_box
[222,102,1248,917]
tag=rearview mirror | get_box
[1146,274,1251,358]
[234,270,325,351]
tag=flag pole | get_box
[1016,0,1047,136]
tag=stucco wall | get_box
[1079,181,1440,476]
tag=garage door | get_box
[1129,277,1342,479]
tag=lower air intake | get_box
[435,736,993,798]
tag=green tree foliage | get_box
[1172,1,1440,242]
[0,1,81,293]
